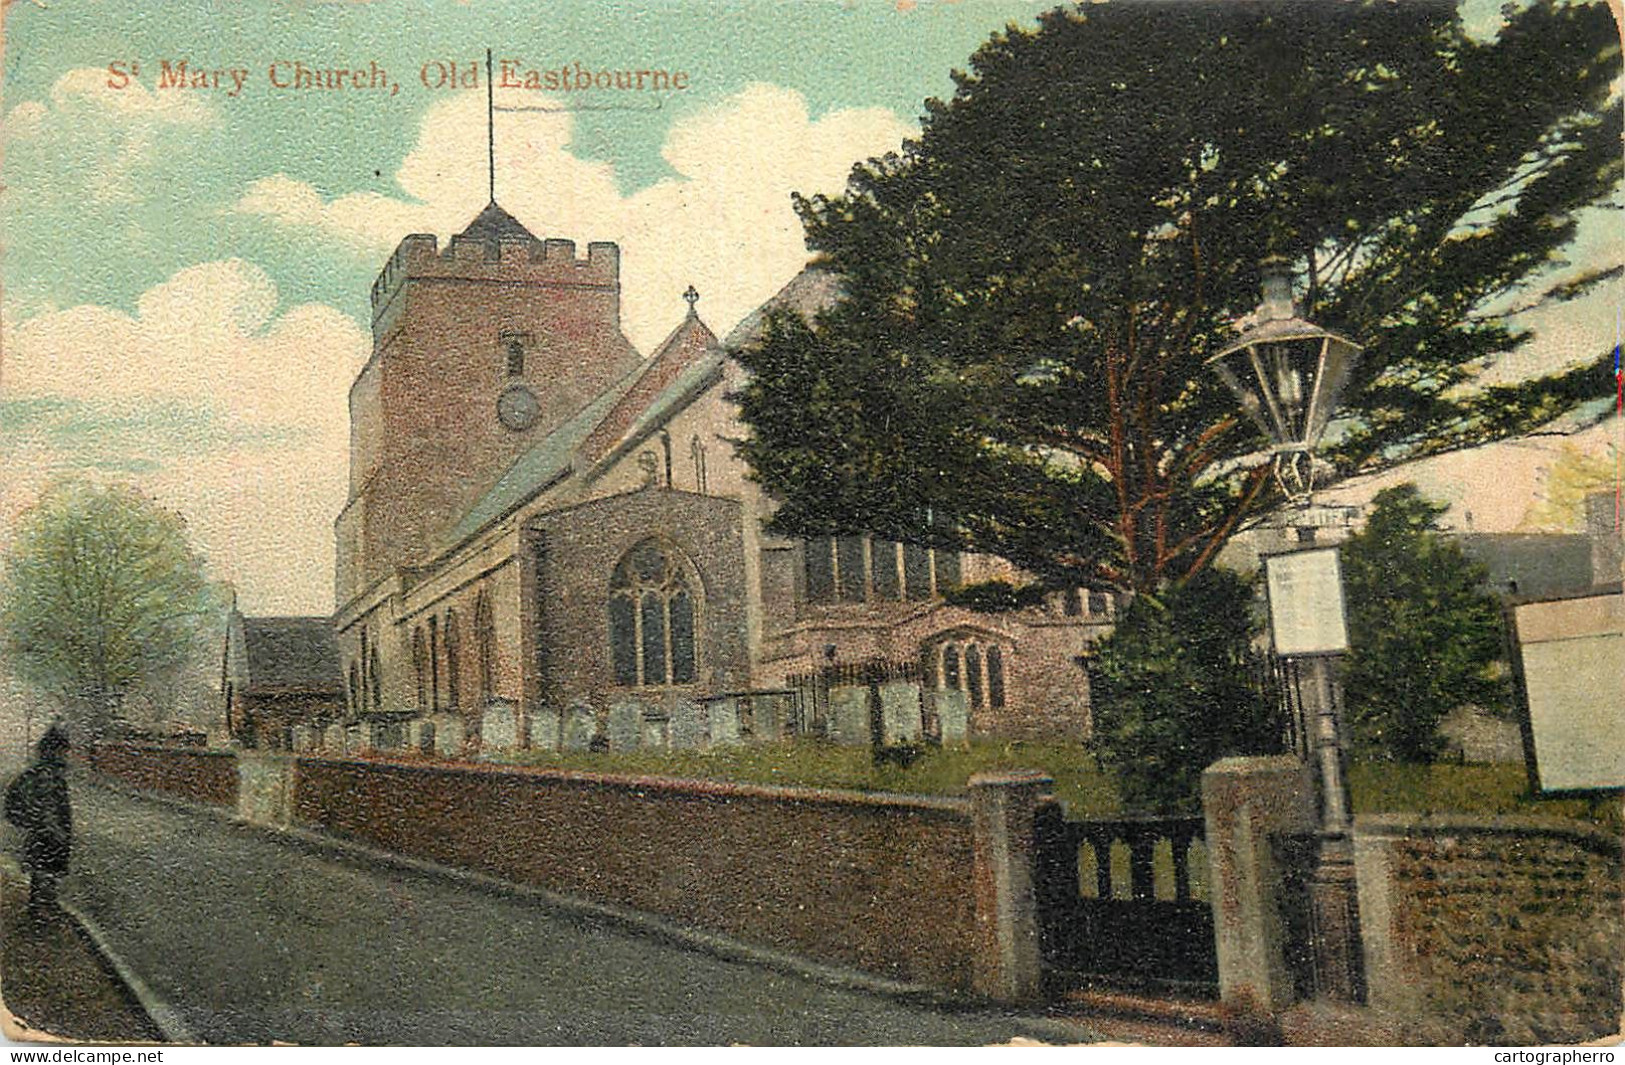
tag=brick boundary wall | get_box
[291,756,984,993]
[1355,813,1624,1045]
[80,744,239,807]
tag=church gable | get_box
[579,301,722,470]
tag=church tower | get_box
[335,52,645,607]
[336,200,643,604]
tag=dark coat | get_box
[5,759,72,876]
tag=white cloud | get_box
[5,67,218,204]
[234,81,913,349]
[7,260,363,426]
[49,66,216,125]
[2,262,367,613]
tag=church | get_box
[324,196,1110,755]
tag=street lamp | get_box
[1207,258,1367,1002]
[1208,257,1362,503]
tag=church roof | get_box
[441,372,643,548]
[440,306,724,552]
[437,272,830,557]
[458,201,538,244]
[580,310,719,465]
[239,616,344,694]
[722,266,842,349]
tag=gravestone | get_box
[880,680,924,744]
[371,720,405,751]
[707,698,741,746]
[828,684,870,746]
[563,704,598,751]
[429,714,463,759]
[343,725,366,756]
[641,712,671,749]
[290,725,316,752]
[934,689,969,747]
[322,724,347,753]
[480,701,518,753]
[670,699,705,749]
[528,707,560,752]
[756,693,794,743]
[608,699,643,750]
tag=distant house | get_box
[223,613,346,750]
[1456,533,1595,600]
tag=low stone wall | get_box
[292,756,984,993]
[82,743,239,807]
[1355,814,1624,1045]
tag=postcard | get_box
[1,0,1621,1049]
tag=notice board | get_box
[1511,589,1624,793]
[1264,547,1350,657]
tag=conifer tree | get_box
[735,0,1622,595]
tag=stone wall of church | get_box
[578,369,776,684]
[994,618,1097,739]
[530,488,749,716]
[388,526,530,744]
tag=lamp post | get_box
[1207,258,1367,1001]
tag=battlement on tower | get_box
[370,232,620,322]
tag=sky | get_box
[1,0,1621,618]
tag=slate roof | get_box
[240,617,344,694]
[1457,533,1596,599]
[457,201,539,245]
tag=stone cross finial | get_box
[683,284,700,312]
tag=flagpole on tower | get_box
[486,48,496,204]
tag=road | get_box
[62,781,1090,1046]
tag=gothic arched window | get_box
[986,644,1006,709]
[803,536,961,604]
[928,637,1008,711]
[609,539,698,686]
[474,592,496,707]
[428,616,440,712]
[503,333,527,377]
[369,645,382,710]
[412,628,427,712]
[444,609,461,713]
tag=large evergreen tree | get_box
[735,0,1621,595]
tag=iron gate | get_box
[1034,802,1219,998]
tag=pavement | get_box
[0,860,162,1044]
[60,781,1106,1047]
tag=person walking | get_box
[5,724,73,915]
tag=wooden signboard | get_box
[1510,589,1625,794]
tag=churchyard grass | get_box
[489,742,1616,829]
[1348,760,1621,832]
[489,739,1124,815]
